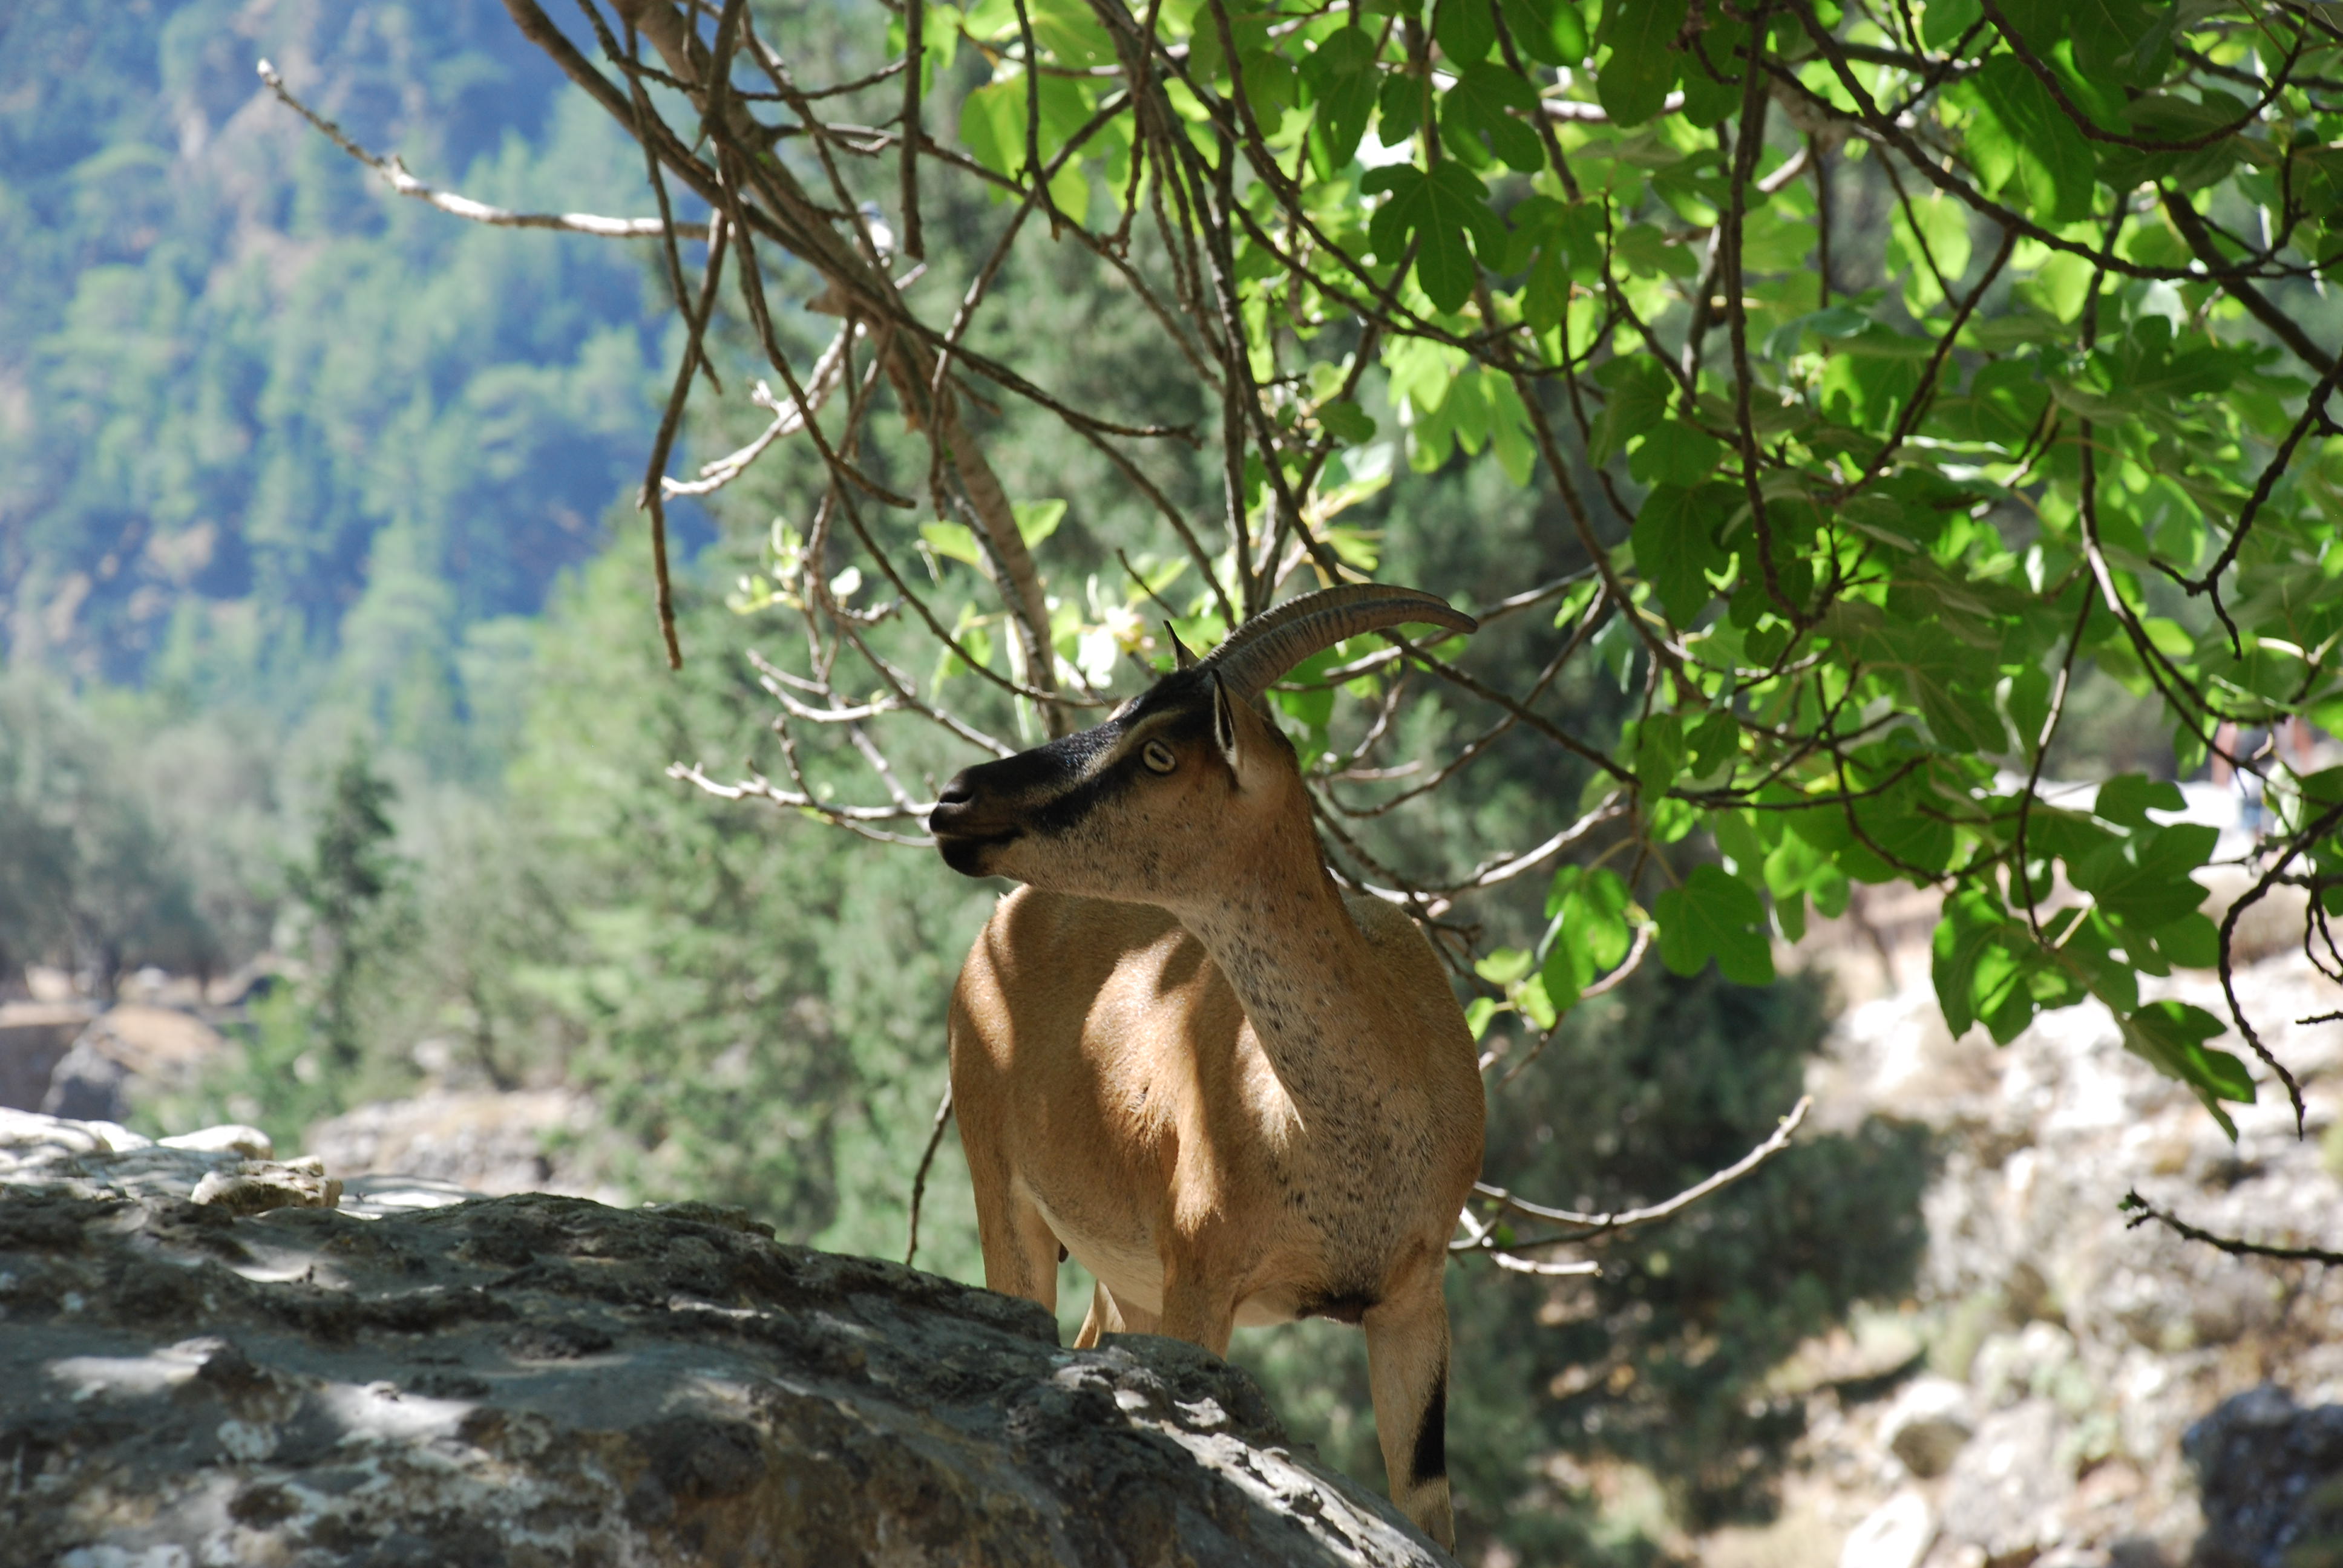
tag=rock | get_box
[188,1155,342,1215]
[1,1109,328,1216]
[157,1125,274,1158]
[1840,1489,1935,1568]
[1696,936,2343,1566]
[1973,1322,2089,1414]
[1768,1308,1927,1395]
[2183,1386,2343,1568]
[0,1001,96,1112]
[1940,1399,2074,1564]
[1881,1376,1976,1478]
[0,1111,1443,1567]
[39,1005,226,1123]
[304,1086,613,1201]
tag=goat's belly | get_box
[1029,1191,1322,1329]
[1027,1191,1164,1314]
[1233,1292,1308,1328]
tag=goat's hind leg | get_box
[1363,1275,1456,1550]
[1074,1280,1161,1347]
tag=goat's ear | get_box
[1209,671,1242,774]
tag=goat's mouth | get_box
[930,820,1022,877]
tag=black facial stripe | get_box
[1410,1371,1447,1485]
[954,699,1214,837]
[1029,748,1145,835]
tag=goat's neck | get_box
[1170,810,1392,1099]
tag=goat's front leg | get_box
[1364,1273,1455,1550]
[967,1168,1061,1320]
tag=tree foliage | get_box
[473,0,2341,1148]
[0,671,215,993]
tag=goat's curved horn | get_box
[1203,584,1478,702]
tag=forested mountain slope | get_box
[0,0,673,755]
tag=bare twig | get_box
[1460,1096,1812,1251]
[2121,1189,2343,1267]
[664,330,856,498]
[905,1081,955,1266]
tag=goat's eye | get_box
[1141,740,1178,774]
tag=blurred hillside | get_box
[0,0,677,758]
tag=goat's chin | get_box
[935,832,1018,878]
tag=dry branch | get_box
[257,60,704,238]
[1457,1096,1814,1256]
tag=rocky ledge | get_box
[0,1110,1444,1568]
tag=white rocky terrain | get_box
[1693,887,2343,1568]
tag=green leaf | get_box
[2069,823,2214,928]
[1475,946,1536,984]
[957,74,1096,221]
[1522,244,1571,333]
[1564,866,1634,969]
[1317,399,1377,445]
[1673,14,1746,125]
[1517,970,1561,1031]
[1614,221,1699,279]
[1632,483,1729,624]
[1887,191,1974,310]
[1536,938,1585,1016]
[1501,0,1587,65]
[1013,498,1067,547]
[1441,62,1546,174]
[2148,910,2220,970]
[2093,773,2184,828]
[921,521,983,566]
[1590,354,1676,463]
[1686,710,1739,777]
[1184,7,1268,87]
[1375,69,1424,144]
[1821,603,2005,753]
[2119,1001,2254,1137]
[1593,0,1687,126]
[1239,48,1298,125]
[1434,0,1499,62]
[1965,57,2096,223]
[1634,712,1686,792]
[2005,0,2160,83]
[1028,0,1118,68]
[1363,162,1504,312]
[1922,0,1981,47]
[1930,884,2052,1043]
[1464,995,1500,1040]
[1653,863,1776,986]
[1300,27,1381,176]
[1628,420,1726,487]
[957,79,1023,180]
[1712,807,1768,884]
[1929,359,2048,448]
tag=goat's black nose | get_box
[937,774,975,807]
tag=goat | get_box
[929,584,1486,1548]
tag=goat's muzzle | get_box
[929,769,1022,877]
